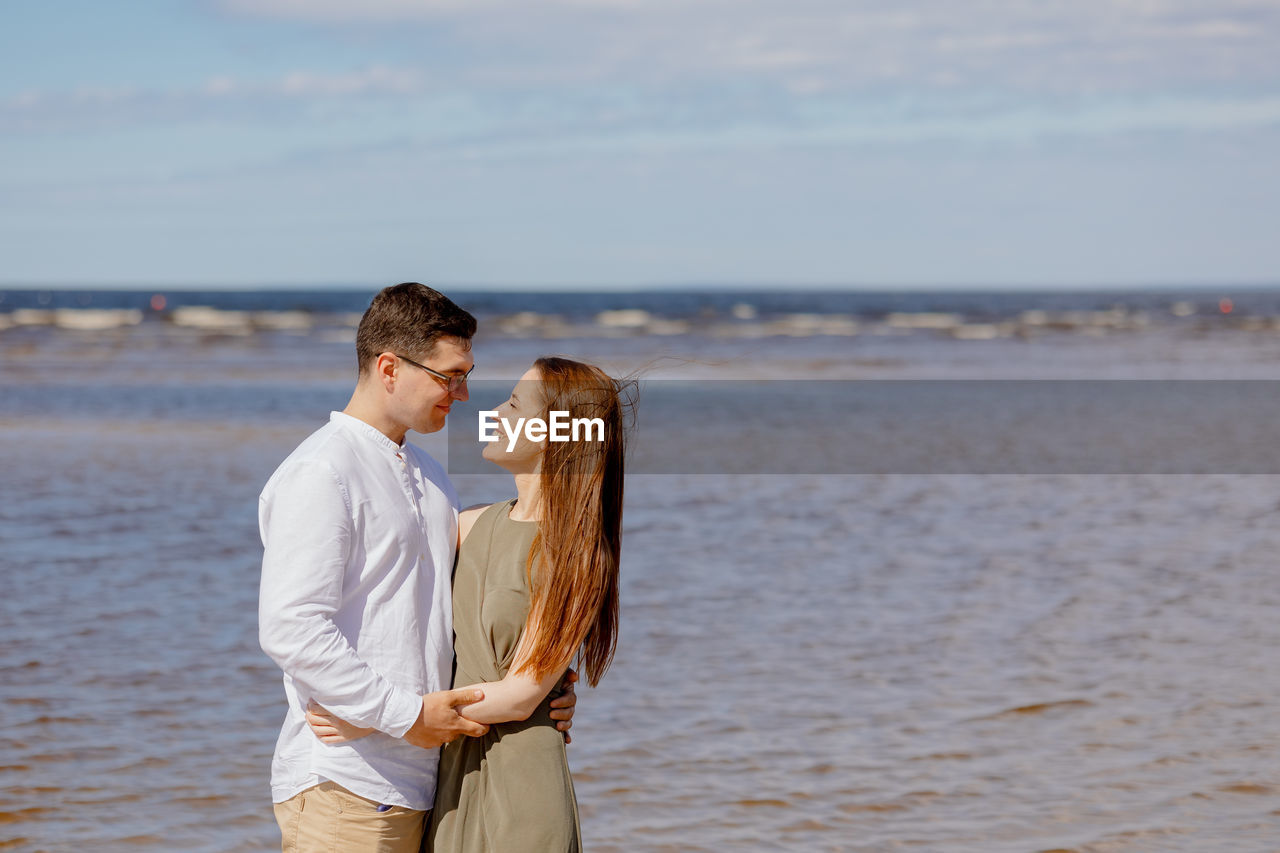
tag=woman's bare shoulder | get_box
[459,502,502,546]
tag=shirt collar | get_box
[330,411,405,454]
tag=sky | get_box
[2,0,1279,289]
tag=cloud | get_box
[0,66,433,133]
[240,66,425,98]
[218,0,649,19]
[217,0,1280,95]
[219,0,482,19]
[7,1,1280,149]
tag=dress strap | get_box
[474,500,515,560]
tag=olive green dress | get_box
[427,500,581,853]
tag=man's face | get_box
[392,336,473,435]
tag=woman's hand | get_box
[306,702,376,745]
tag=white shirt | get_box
[258,411,458,810]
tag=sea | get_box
[4,286,1280,851]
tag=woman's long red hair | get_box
[515,357,627,687]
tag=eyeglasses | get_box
[395,354,474,393]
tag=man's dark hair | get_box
[355,283,477,375]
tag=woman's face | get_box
[481,366,547,472]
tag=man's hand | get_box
[403,688,490,749]
[548,669,578,744]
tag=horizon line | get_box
[2,280,1279,294]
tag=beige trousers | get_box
[273,781,428,853]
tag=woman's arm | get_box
[452,670,566,725]
[453,610,580,725]
[306,672,578,743]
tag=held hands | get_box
[549,669,578,744]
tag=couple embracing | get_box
[258,283,627,852]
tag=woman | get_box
[310,356,626,852]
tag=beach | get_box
[4,289,1280,850]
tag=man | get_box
[259,283,576,852]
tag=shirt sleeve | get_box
[258,459,422,737]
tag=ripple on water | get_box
[1216,783,1274,795]
[974,699,1095,721]
[0,807,53,824]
